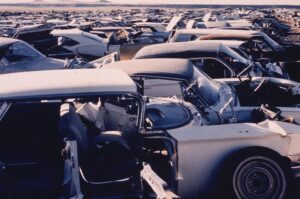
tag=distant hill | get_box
[0,2,299,9]
[99,0,111,3]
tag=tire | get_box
[228,152,292,199]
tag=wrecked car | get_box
[0,37,118,74]
[49,29,119,61]
[0,37,64,73]
[169,28,300,82]
[132,15,182,42]
[0,69,300,198]
[103,58,300,119]
[168,29,285,61]
[252,17,291,41]
[1,68,300,199]
[133,40,283,79]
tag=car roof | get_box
[103,58,195,81]
[173,29,260,35]
[134,41,224,59]
[0,37,19,46]
[198,34,260,40]
[195,40,245,48]
[0,69,137,100]
[51,28,83,36]
[134,22,164,26]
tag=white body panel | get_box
[168,120,300,198]
[0,69,137,99]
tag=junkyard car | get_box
[133,40,285,79]
[1,55,300,199]
[2,68,300,199]
[0,37,119,74]
[49,29,119,61]
[104,59,300,123]
[168,28,300,82]
[0,37,65,73]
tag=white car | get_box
[50,29,119,61]
[0,37,119,74]
[1,68,300,198]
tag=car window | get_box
[218,50,249,74]
[153,25,166,32]
[141,27,153,32]
[256,39,272,51]
[3,42,40,63]
[58,36,79,47]
[250,38,272,52]
[261,32,281,49]
[143,78,184,99]
[193,68,220,106]
[175,34,191,42]
[232,48,250,59]
[192,58,233,78]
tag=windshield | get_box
[0,42,42,64]
[193,68,220,106]
[152,25,166,32]
[261,32,281,49]
[233,47,250,59]
[219,44,249,65]
[218,44,251,74]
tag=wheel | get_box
[231,155,291,199]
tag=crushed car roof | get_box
[0,69,137,100]
[103,58,195,80]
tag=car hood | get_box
[22,57,65,70]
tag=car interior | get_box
[232,79,300,124]
[0,96,142,198]
[234,79,300,107]
[0,101,63,198]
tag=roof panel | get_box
[103,58,195,80]
[0,69,137,100]
[0,37,19,46]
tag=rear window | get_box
[175,34,191,42]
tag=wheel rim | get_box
[233,156,286,199]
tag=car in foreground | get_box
[1,69,300,198]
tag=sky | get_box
[0,0,300,5]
